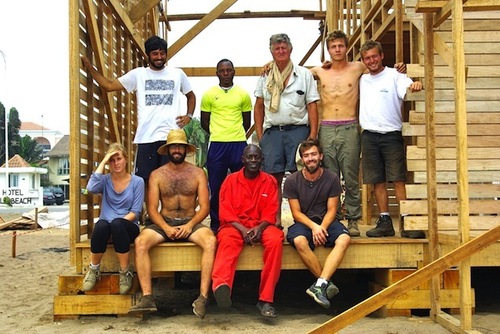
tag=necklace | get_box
[302,168,323,188]
[220,85,233,93]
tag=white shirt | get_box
[119,66,193,143]
[359,67,413,133]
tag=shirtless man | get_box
[309,30,404,237]
[128,129,216,320]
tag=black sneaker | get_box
[306,282,330,308]
[326,281,340,299]
[366,215,395,237]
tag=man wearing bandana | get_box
[254,33,320,227]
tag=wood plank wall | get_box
[402,10,500,232]
[71,0,161,263]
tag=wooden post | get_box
[451,1,473,331]
[423,12,440,319]
[11,231,16,258]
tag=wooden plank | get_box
[406,89,500,102]
[374,269,460,289]
[401,199,500,215]
[308,225,500,333]
[369,282,473,309]
[408,64,500,78]
[407,159,500,172]
[53,294,133,316]
[128,0,158,24]
[404,215,500,231]
[75,240,427,273]
[407,146,500,160]
[413,171,499,183]
[409,111,500,124]
[374,269,430,289]
[406,183,500,199]
[404,123,500,136]
[167,0,238,60]
[0,216,14,230]
[57,274,138,295]
[416,136,500,148]
[414,100,500,112]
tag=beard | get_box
[168,151,186,164]
[304,161,320,174]
[149,59,166,70]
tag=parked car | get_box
[46,187,65,205]
[43,191,56,206]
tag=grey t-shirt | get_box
[283,168,341,223]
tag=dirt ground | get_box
[0,212,499,334]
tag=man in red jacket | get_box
[211,144,284,318]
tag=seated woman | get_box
[82,143,145,294]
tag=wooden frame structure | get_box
[68,0,499,332]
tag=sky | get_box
[0,0,326,135]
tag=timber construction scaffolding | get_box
[66,1,500,333]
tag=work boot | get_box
[82,266,101,291]
[128,294,157,314]
[192,294,208,319]
[366,215,395,237]
[326,281,340,299]
[347,219,360,237]
[119,265,134,295]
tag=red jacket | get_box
[219,168,278,228]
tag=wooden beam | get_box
[128,0,160,24]
[165,10,326,21]
[299,33,323,66]
[180,66,264,77]
[69,0,81,266]
[308,225,500,333]
[423,12,441,318]
[452,1,473,330]
[415,0,500,14]
[107,0,146,55]
[167,0,238,61]
[75,240,427,273]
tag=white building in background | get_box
[0,154,47,207]
[19,122,65,156]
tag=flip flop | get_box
[256,301,277,318]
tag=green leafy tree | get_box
[0,101,22,164]
[18,135,43,164]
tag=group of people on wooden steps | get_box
[79,31,423,319]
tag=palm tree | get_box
[17,135,43,165]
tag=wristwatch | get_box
[186,114,193,119]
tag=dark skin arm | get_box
[201,111,210,134]
[230,221,271,246]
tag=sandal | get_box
[256,301,277,318]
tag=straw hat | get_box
[157,129,197,156]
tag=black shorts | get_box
[134,141,170,182]
[286,219,348,250]
[361,130,407,184]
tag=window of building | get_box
[58,158,70,175]
[10,174,19,187]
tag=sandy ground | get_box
[0,212,499,334]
